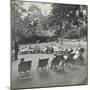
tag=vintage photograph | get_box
[11,0,88,89]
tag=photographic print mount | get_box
[11,0,88,89]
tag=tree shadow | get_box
[37,69,50,80]
[51,67,66,75]
[17,72,33,82]
[67,65,79,71]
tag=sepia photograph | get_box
[11,0,88,89]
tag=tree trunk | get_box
[60,37,63,45]
[58,36,63,47]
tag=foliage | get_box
[11,1,88,44]
[48,4,88,40]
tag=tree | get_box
[22,5,43,38]
[11,0,27,42]
[11,0,26,49]
[77,5,88,41]
[48,3,87,45]
[11,1,40,43]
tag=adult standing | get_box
[14,39,19,60]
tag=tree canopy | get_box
[48,4,87,40]
[11,0,88,44]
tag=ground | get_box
[11,40,88,89]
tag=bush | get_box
[18,35,49,44]
[64,29,80,39]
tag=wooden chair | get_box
[37,58,49,70]
[50,54,65,70]
[18,61,32,78]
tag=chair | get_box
[50,54,65,69]
[18,61,32,78]
[38,58,49,70]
